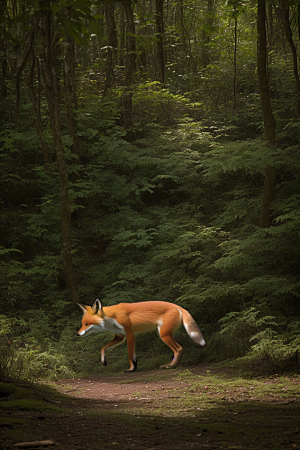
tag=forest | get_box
[0,0,299,382]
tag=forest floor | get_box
[1,364,300,450]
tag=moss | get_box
[0,398,62,411]
[0,382,40,400]
[0,416,27,427]
[0,382,68,412]
[0,382,17,398]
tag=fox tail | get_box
[181,308,206,347]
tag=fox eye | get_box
[85,323,90,327]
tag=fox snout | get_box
[77,329,86,337]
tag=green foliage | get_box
[1,101,299,376]
[215,307,281,358]
[249,327,300,372]
[132,82,203,128]
[0,315,75,382]
[1,41,300,378]
[208,307,300,372]
[2,0,102,47]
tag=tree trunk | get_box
[63,35,80,161]
[40,5,79,302]
[1,33,8,116]
[28,49,52,167]
[155,0,165,84]
[15,32,34,128]
[0,0,8,107]
[201,0,214,67]
[103,1,118,95]
[233,16,237,110]
[280,0,300,115]
[298,0,300,42]
[118,3,126,67]
[178,0,196,77]
[120,0,136,129]
[136,1,147,76]
[257,0,276,228]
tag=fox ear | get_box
[77,303,88,313]
[92,298,102,314]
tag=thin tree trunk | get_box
[136,1,147,76]
[298,0,300,42]
[123,0,136,85]
[201,0,214,67]
[103,1,118,95]
[40,5,79,302]
[179,0,197,76]
[257,0,276,228]
[0,0,8,106]
[1,36,8,114]
[15,32,34,128]
[63,35,80,160]
[28,49,52,167]
[155,0,165,84]
[120,0,136,129]
[118,4,126,67]
[280,0,300,115]
[233,16,237,110]
[267,0,273,48]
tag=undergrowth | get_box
[0,85,299,382]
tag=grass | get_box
[1,364,300,449]
[0,381,68,411]
[0,381,71,445]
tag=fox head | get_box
[77,299,105,336]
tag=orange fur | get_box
[77,299,205,372]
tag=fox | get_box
[77,299,205,372]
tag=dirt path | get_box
[1,365,300,450]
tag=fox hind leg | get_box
[158,316,183,369]
[159,334,183,368]
[124,330,137,373]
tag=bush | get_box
[0,315,75,382]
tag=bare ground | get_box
[1,364,300,450]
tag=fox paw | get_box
[124,359,137,373]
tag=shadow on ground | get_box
[1,367,300,449]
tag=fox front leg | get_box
[100,335,125,366]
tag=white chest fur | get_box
[104,317,125,335]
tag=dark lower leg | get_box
[159,335,182,369]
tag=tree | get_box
[28,44,52,167]
[15,32,34,128]
[39,3,79,302]
[279,0,300,115]
[120,0,136,129]
[103,0,118,95]
[63,35,80,161]
[201,0,215,68]
[257,0,276,228]
[155,0,165,84]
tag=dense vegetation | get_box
[0,0,299,381]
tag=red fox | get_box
[77,299,205,372]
